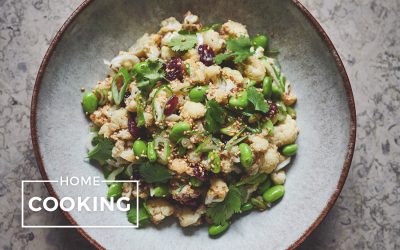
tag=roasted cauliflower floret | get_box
[259,145,281,174]
[160,46,177,60]
[222,67,244,85]
[89,105,112,127]
[171,184,201,205]
[221,20,249,38]
[248,135,269,152]
[269,116,299,147]
[180,101,206,120]
[183,11,201,31]
[168,158,191,175]
[109,51,140,71]
[201,29,224,52]
[205,178,229,204]
[159,17,182,34]
[110,109,128,129]
[204,65,221,83]
[98,122,119,138]
[146,199,175,224]
[243,56,266,82]
[185,59,206,83]
[175,206,205,227]
[129,33,161,59]
[182,48,200,61]
[271,170,286,185]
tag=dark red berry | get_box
[192,164,208,181]
[164,95,179,115]
[198,44,215,66]
[165,57,183,81]
[120,91,131,108]
[266,100,278,118]
[128,113,141,139]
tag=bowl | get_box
[31,0,356,249]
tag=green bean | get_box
[208,151,221,173]
[263,185,285,203]
[208,222,230,236]
[147,141,157,162]
[282,144,298,156]
[107,182,122,199]
[82,92,98,113]
[252,35,269,48]
[229,91,248,109]
[169,121,191,141]
[189,86,207,102]
[189,177,203,187]
[133,140,147,157]
[241,202,254,212]
[257,178,272,195]
[239,143,253,168]
[152,184,169,197]
[262,77,273,98]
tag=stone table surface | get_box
[0,0,399,249]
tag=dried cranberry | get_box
[192,164,208,181]
[198,44,215,66]
[164,95,179,115]
[266,100,278,118]
[120,91,131,108]
[165,57,183,81]
[128,113,141,139]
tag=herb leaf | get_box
[127,202,149,227]
[206,186,242,224]
[166,34,197,52]
[205,100,226,134]
[215,36,254,64]
[87,135,114,165]
[247,87,269,113]
[139,162,172,183]
[111,67,132,105]
[133,60,165,94]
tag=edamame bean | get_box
[107,182,122,199]
[208,151,221,173]
[282,144,298,156]
[262,77,272,98]
[169,121,191,141]
[241,202,254,212]
[152,184,169,197]
[189,177,203,187]
[189,86,207,102]
[287,107,297,119]
[208,222,230,236]
[229,91,248,109]
[82,92,98,113]
[147,141,157,162]
[252,35,269,48]
[271,83,283,98]
[239,143,253,168]
[263,185,285,203]
[250,197,267,210]
[257,178,272,195]
[133,140,147,157]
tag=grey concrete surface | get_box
[0,0,399,249]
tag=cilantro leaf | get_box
[236,173,268,186]
[139,162,172,183]
[133,60,165,94]
[247,87,269,113]
[127,202,149,227]
[206,186,242,224]
[166,34,197,52]
[215,36,254,64]
[87,135,114,165]
[205,100,226,134]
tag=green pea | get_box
[262,77,272,98]
[152,184,169,197]
[239,143,253,168]
[147,141,157,162]
[271,83,283,98]
[189,86,207,102]
[208,222,230,236]
[82,92,98,113]
[257,178,272,195]
[263,185,285,203]
[189,177,203,187]
[252,35,269,48]
[169,121,191,141]
[208,151,221,174]
[229,91,248,109]
[133,140,147,157]
[107,182,122,199]
[241,202,254,212]
[282,144,298,156]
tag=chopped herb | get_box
[87,135,114,165]
[139,162,172,183]
[206,186,242,224]
[205,100,226,134]
[166,34,197,52]
[247,87,270,113]
[215,36,254,64]
[133,59,165,95]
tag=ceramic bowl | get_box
[31,0,356,249]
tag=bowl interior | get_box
[34,0,353,249]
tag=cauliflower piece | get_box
[109,51,140,71]
[129,33,161,58]
[143,112,154,127]
[183,11,201,31]
[99,122,119,138]
[111,140,125,159]
[94,77,112,91]
[282,85,297,106]
[110,109,128,129]
[221,20,249,38]
[119,149,135,162]
[268,116,299,147]
[220,159,240,174]
[175,206,205,227]
[182,48,200,61]
[204,65,221,83]
[259,145,281,174]
[271,170,286,185]
[248,135,269,152]
[254,47,265,58]
[180,101,206,120]
[187,150,201,163]
[159,17,182,34]
[125,95,137,112]
[222,67,244,85]
[168,158,191,175]
[89,105,112,127]
[243,56,266,82]
[161,31,179,46]
[160,46,177,60]
[171,184,201,204]
[110,129,133,141]
[205,178,229,204]
[184,59,207,84]
[146,199,175,224]
[201,29,224,52]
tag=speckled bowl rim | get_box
[30,0,356,249]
